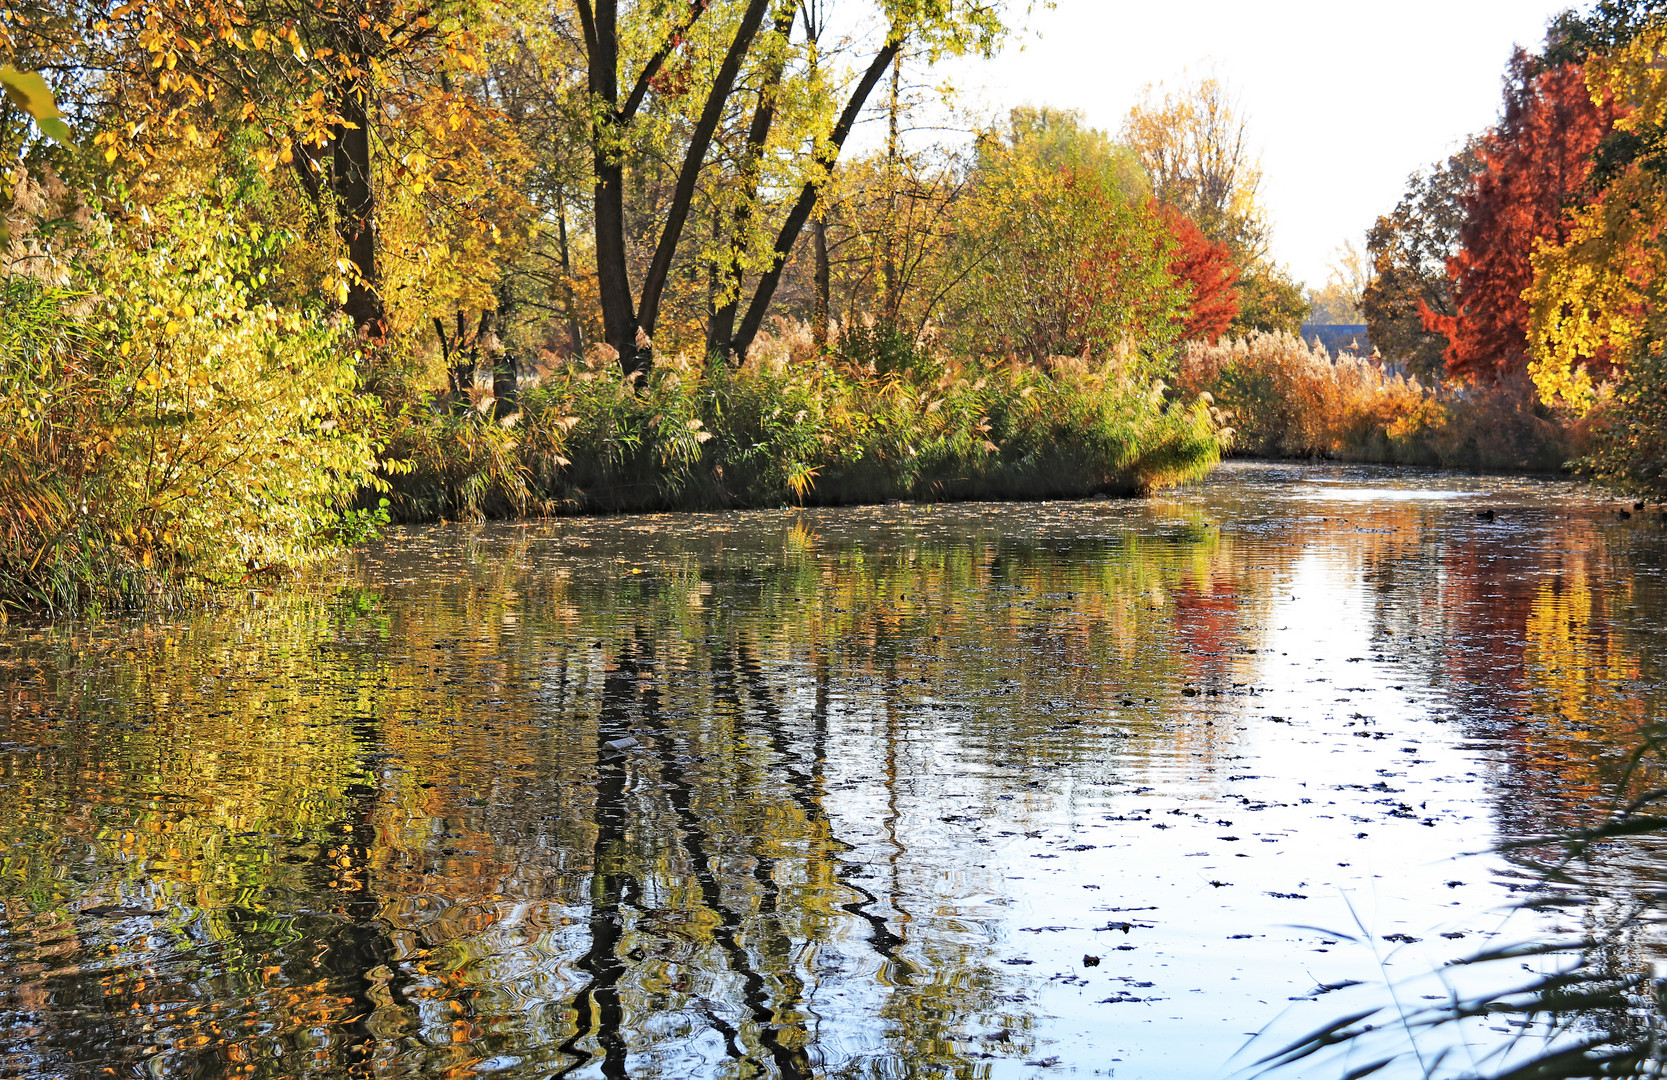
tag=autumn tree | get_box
[1360,141,1483,378]
[951,107,1183,364]
[1122,74,1265,258]
[77,0,519,334]
[571,0,1010,373]
[1160,204,1238,343]
[1424,50,1616,382]
[1529,16,1667,410]
[1231,264,1306,336]
[1122,73,1300,336]
[1304,240,1370,324]
[482,1,599,360]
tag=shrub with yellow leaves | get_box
[0,198,380,614]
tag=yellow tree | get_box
[68,0,519,334]
[1526,21,1667,413]
[1122,73,1304,335]
[1121,73,1267,261]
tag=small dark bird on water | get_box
[1635,502,1647,510]
[1476,509,1495,521]
[1619,510,1633,520]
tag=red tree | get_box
[1160,205,1241,343]
[1424,52,1617,381]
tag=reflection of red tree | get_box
[1175,572,1239,686]
[1440,539,1536,707]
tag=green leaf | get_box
[0,67,73,147]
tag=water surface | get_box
[2,462,1664,1078]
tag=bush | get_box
[0,202,380,614]
[1576,342,1667,500]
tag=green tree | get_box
[1232,264,1306,336]
[571,0,1012,373]
[951,107,1183,365]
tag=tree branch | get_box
[620,0,710,121]
[732,33,901,358]
[636,0,774,336]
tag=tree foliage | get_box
[1161,203,1239,343]
[1424,51,1616,382]
[1527,19,1667,413]
[1122,73,1267,261]
[1304,240,1370,325]
[952,107,1183,365]
[1361,141,1483,377]
[0,196,379,611]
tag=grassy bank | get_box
[383,332,1222,522]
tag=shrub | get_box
[0,202,380,614]
[1576,342,1667,499]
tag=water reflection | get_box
[0,462,1663,1077]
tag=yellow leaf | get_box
[0,67,73,145]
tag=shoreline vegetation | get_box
[5,0,1667,617]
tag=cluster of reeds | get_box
[381,320,1225,520]
[1177,332,1574,470]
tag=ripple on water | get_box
[0,462,1659,1078]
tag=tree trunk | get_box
[705,3,799,362]
[332,76,383,336]
[580,1,645,375]
[730,36,901,360]
[556,199,584,358]
[636,0,774,344]
[881,49,901,323]
[812,213,830,351]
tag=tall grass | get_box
[1177,332,1574,471]
[382,322,1224,520]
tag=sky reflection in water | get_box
[0,461,1662,1079]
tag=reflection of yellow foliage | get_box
[1522,566,1641,797]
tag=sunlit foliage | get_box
[951,108,1184,366]
[0,197,379,613]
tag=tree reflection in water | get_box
[0,464,1662,1078]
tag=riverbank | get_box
[383,348,1222,521]
[1,282,1223,616]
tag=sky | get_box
[939,0,1578,290]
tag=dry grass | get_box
[1177,332,1573,470]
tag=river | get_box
[0,462,1663,1078]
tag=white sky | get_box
[938,0,1576,290]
